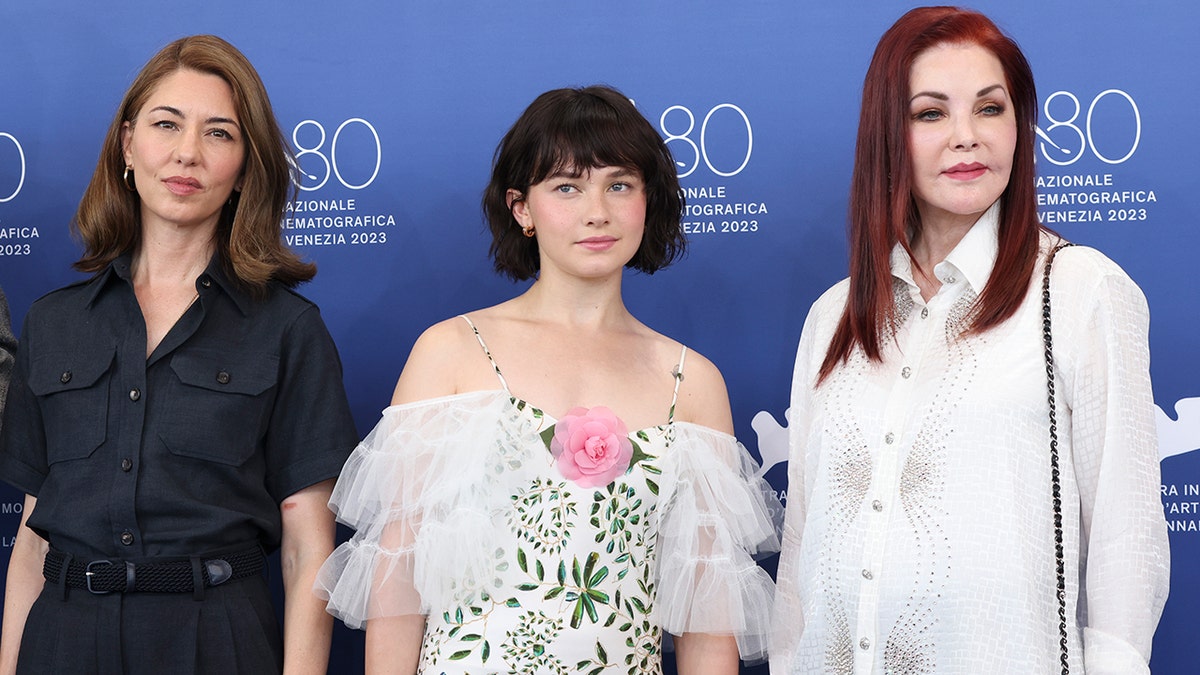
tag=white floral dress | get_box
[317,317,779,674]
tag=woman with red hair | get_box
[771,7,1168,674]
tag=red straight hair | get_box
[818,6,1042,383]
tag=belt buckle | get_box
[84,560,114,594]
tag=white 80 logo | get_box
[291,118,381,191]
[0,132,26,203]
[660,104,753,178]
[1037,89,1141,166]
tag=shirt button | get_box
[121,458,133,472]
[901,366,912,379]
[862,569,873,580]
[129,388,141,402]
[872,499,884,512]
[200,276,212,288]
[859,637,871,650]
[943,276,957,284]
[216,371,231,385]
[920,307,929,319]
[884,432,895,444]
[120,530,134,546]
[60,371,72,384]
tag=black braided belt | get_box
[43,546,264,594]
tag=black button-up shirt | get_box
[0,255,358,559]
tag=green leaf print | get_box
[539,424,556,450]
[628,438,650,471]
[570,596,585,629]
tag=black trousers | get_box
[17,573,283,675]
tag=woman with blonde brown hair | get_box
[0,35,357,674]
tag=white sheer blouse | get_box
[771,205,1169,674]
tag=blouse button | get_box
[901,366,912,379]
[216,371,231,385]
[859,637,871,650]
[200,277,212,288]
[944,275,957,284]
[120,458,133,472]
[884,432,895,445]
[920,307,929,319]
[872,499,883,512]
[861,568,874,580]
[60,371,72,384]
[120,530,134,546]
[129,388,141,402]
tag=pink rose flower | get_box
[550,406,635,488]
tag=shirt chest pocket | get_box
[160,350,279,466]
[29,347,115,464]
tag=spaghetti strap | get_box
[668,345,687,423]
[458,315,510,393]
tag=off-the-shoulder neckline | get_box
[383,389,737,441]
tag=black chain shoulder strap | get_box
[1041,240,1074,675]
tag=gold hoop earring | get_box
[122,166,137,193]
[521,223,535,238]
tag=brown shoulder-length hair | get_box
[482,85,686,281]
[818,6,1040,382]
[73,34,313,290]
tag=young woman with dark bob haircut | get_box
[772,7,1168,674]
[0,35,357,674]
[317,85,779,674]
[483,85,686,281]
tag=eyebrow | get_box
[910,84,1007,102]
[148,105,239,126]
[547,166,637,180]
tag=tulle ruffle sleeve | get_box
[315,391,533,629]
[653,423,782,662]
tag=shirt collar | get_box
[890,200,1001,295]
[200,255,253,316]
[83,251,253,316]
[941,201,1000,295]
[82,254,131,307]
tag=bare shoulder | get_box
[391,316,480,405]
[669,343,735,435]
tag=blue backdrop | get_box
[1,2,1196,672]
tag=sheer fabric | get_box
[317,388,780,671]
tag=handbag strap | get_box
[1041,240,1074,675]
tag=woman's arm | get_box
[0,495,47,675]
[663,348,777,668]
[675,633,740,675]
[350,319,472,673]
[364,615,425,675]
[1060,254,1169,673]
[280,480,338,675]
